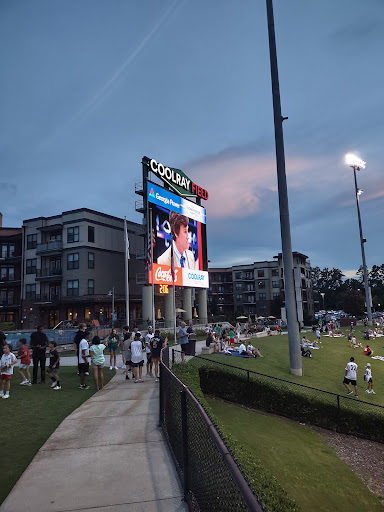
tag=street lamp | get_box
[345,153,372,325]
[320,292,325,311]
[108,286,115,328]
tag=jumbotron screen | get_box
[147,181,209,288]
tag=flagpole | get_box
[124,217,130,328]
[149,208,155,330]
[171,244,177,344]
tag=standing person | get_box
[364,363,376,394]
[144,327,154,378]
[236,322,241,340]
[1,343,17,399]
[204,323,211,336]
[177,321,189,362]
[228,327,235,346]
[17,338,32,385]
[30,326,48,384]
[89,336,106,390]
[316,328,321,342]
[73,323,87,376]
[130,332,144,383]
[343,357,358,397]
[150,329,167,382]
[122,330,132,380]
[107,328,120,370]
[79,331,90,389]
[47,341,61,390]
[187,323,194,335]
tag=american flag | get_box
[147,228,156,267]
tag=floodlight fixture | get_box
[345,153,366,169]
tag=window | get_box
[246,284,254,291]
[1,266,14,281]
[273,292,280,299]
[1,245,7,258]
[259,293,266,300]
[258,270,264,277]
[236,294,243,301]
[49,232,62,241]
[245,271,253,279]
[26,259,37,274]
[88,226,95,243]
[88,252,95,269]
[218,286,224,293]
[26,284,36,299]
[272,269,279,277]
[235,272,242,279]
[67,280,79,296]
[235,283,242,290]
[88,279,94,295]
[67,253,79,270]
[67,226,79,243]
[27,234,37,249]
[259,305,267,312]
[272,280,280,288]
[258,281,265,289]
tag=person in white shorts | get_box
[343,357,358,397]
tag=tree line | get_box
[312,265,384,317]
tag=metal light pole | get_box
[108,286,115,328]
[320,292,325,311]
[345,154,372,325]
[266,0,302,376]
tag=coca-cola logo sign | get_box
[155,265,179,283]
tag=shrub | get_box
[0,322,16,331]
[199,366,384,444]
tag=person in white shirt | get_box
[145,327,154,378]
[246,343,263,358]
[343,357,358,397]
[78,331,90,390]
[1,343,17,399]
[130,333,144,383]
[364,363,375,394]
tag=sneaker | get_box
[114,366,118,370]
[20,380,27,385]
[50,381,57,388]
[2,394,9,399]
[109,366,113,370]
[134,380,139,383]
[149,373,154,378]
[53,386,61,390]
[155,378,159,382]
[371,390,376,394]
[125,375,130,380]
[365,389,370,393]
[85,372,89,376]
[81,385,90,390]
[121,365,126,369]
[347,390,353,395]
[354,395,358,398]
[25,381,32,386]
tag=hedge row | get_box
[199,366,384,444]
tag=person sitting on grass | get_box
[246,343,263,358]
[300,344,312,358]
[364,344,373,356]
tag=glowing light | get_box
[345,153,366,169]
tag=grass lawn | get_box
[207,398,384,512]
[0,366,115,505]
[200,327,384,405]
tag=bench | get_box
[201,343,215,355]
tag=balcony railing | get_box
[0,299,18,307]
[32,294,61,302]
[36,268,62,278]
[36,241,63,254]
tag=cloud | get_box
[186,146,323,219]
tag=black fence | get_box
[159,346,262,512]
[171,350,384,443]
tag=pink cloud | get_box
[187,151,317,219]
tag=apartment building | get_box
[0,214,22,326]
[22,208,145,328]
[208,252,314,324]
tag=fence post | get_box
[172,348,175,365]
[181,388,190,502]
[159,361,163,428]
[337,394,340,411]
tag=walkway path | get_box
[1,373,187,512]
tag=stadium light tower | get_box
[345,153,372,326]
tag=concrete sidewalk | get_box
[1,373,187,512]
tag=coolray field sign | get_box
[143,156,209,200]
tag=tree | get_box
[342,290,365,317]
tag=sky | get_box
[1,0,384,277]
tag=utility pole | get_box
[266,0,302,375]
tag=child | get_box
[89,336,106,390]
[364,363,376,394]
[1,343,17,399]
[130,332,144,383]
[17,338,32,386]
[228,328,235,346]
[47,341,61,390]
[79,331,90,389]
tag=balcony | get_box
[0,251,22,262]
[36,240,63,255]
[135,200,145,214]
[136,273,148,285]
[32,294,61,303]
[36,268,63,281]
[0,276,20,286]
[135,182,144,196]
[0,299,19,307]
